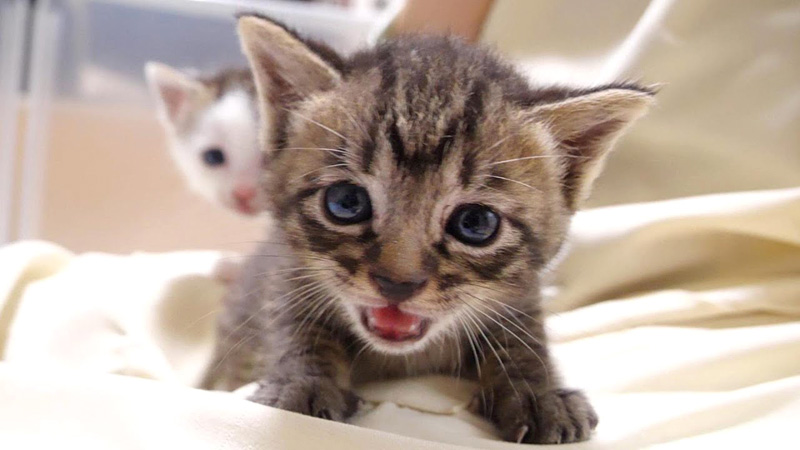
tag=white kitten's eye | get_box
[202,147,226,167]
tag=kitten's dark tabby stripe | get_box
[202,14,654,444]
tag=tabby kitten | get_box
[205,14,654,444]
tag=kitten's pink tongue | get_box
[367,306,424,340]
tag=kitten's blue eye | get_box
[202,148,226,167]
[324,183,372,224]
[446,204,500,246]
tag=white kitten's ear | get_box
[144,61,208,127]
[237,14,342,136]
[531,85,656,209]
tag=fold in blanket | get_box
[1,188,799,449]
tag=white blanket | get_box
[1,187,799,449]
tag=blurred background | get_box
[0,0,797,254]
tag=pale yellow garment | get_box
[1,187,799,449]
[484,0,800,206]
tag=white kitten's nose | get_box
[233,185,257,215]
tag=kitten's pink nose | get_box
[233,185,257,214]
[234,185,256,202]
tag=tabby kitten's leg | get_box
[248,327,360,421]
[198,325,264,391]
[473,310,598,444]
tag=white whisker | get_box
[487,154,569,167]
[465,304,538,399]
[226,277,333,343]
[464,298,551,386]
[481,134,514,154]
[462,308,522,406]
[281,146,349,155]
[458,314,487,410]
[289,163,351,185]
[284,108,353,145]
[485,174,542,193]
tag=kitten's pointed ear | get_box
[237,14,342,110]
[144,62,208,126]
[532,85,655,209]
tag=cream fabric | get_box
[1,187,799,449]
[484,0,800,207]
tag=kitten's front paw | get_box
[249,375,361,421]
[482,388,598,444]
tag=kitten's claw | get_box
[249,375,361,422]
[515,425,530,443]
[482,388,597,444]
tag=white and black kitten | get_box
[145,62,266,216]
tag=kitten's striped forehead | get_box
[338,37,539,189]
[268,35,572,278]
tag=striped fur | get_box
[202,15,654,444]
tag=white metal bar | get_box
[95,0,354,21]
[17,0,60,240]
[87,0,403,42]
[600,0,676,82]
[366,0,405,43]
[0,0,30,244]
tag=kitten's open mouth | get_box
[360,306,430,342]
